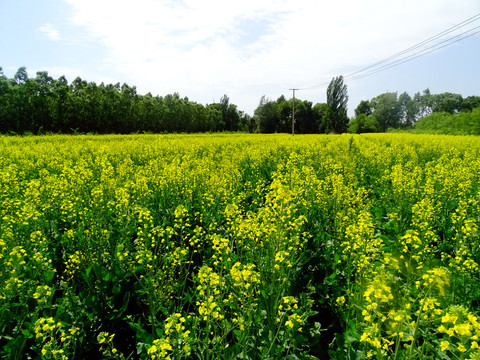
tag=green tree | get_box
[418,89,433,117]
[398,92,419,128]
[118,83,137,133]
[461,96,480,111]
[354,100,372,117]
[210,95,241,131]
[370,92,402,131]
[276,96,292,133]
[294,100,316,134]
[14,66,28,84]
[0,67,13,132]
[254,95,317,134]
[313,103,329,133]
[347,114,379,133]
[238,110,254,133]
[326,75,348,133]
[50,75,70,132]
[430,92,463,114]
[34,71,54,132]
[254,96,278,133]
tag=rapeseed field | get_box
[1,133,479,359]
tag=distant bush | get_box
[413,107,480,135]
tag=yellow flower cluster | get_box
[230,262,260,292]
[276,296,303,331]
[196,266,224,321]
[418,267,450,296]
[34,317,80,360]
[342,210,382,274]
[147,338,173,360]
[437,305,480,357]
[63,251,84,281]
[33,284,53,303]
[97,332,119,358]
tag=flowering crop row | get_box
[1,133,479,359]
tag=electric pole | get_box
[289,88,298,135]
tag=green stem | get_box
[266,310,287,356]
[407,283,433,359]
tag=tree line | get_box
[254,76,350,134]
[1,66,479,135]
[255,78,480,134]
[0,67,252,134]
[349,89,480,134]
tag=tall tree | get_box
[398,92,419,128]
[0,67,12,132]
[276,96,292,133]
[33,71,54,132]
[354,100,372,117]
[326,75,348,133]
[254,96,278,133]
[214,94,241,131]
[370,92,402,131]
[418,89,433,117]
[50,75,70,131]
[313,103,329,133]
[430,92,463,114]
[14,66,28,84]
[294,100,316,134]
[461,96,480,111]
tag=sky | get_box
[1,0,479,116]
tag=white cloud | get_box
[63,0,480,113]
[38,23,61,41]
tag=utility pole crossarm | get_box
[289,88,298,136]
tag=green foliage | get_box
[461,96,480,111]
[371,92,402,131]
[312,103,329,133]
[359,89,479,133]
[254,95,321,134]
[0,67,248,134]
[429,92,464,114]
[3,65,479,136]
[354,100,372,117]
[348,114,379,134]
[413,108,480,135]
[13,66,28,84]
[399,92,418,128]
[208,94,249,132]
[326,76,349,133]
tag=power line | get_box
[296,13,480,91]
[347,26,480,82]
[303,13,480,89]
[344,13,480,80]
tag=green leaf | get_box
[44,270,56,282]
[120,291,130,315]
[85,264,93,278]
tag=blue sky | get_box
[1,0,479,116]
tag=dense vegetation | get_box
[349,90,480,135]
[2,67,479,135]
[0,67,252,134]
[412,108,480,135]
[1,133,480,359]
